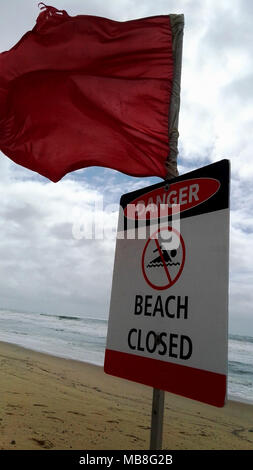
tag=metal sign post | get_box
[150,388,165,450]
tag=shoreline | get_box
[0,337,103,367]
[1,340,253,450]
[1,338,252,406]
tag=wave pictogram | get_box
[147,261,180,268]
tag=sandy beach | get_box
[0,341,253,450]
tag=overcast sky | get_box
[0,0,253,335]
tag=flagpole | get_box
[149,14,184,451]
[150,388,165,450]
[166,14,184,180]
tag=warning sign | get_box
[105,160,230,407]
[142,226,185,290]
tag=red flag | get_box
[0,4,183,182]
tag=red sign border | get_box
[104,349,226,408]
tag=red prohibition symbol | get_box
[141,226,186,290]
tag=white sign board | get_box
[105,160,230,407]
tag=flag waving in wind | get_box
[0,4,184,182]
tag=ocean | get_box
[0,308,252,404]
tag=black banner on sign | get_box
[120,159,230,231]
[0,450,251,467]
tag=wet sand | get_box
[0,341,253,450]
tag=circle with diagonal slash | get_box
[142,226,185,290]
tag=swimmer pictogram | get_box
[142,226,185,290]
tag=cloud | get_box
[0,0,253,335]
[0,152,155,318]
[0,168,115,316]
